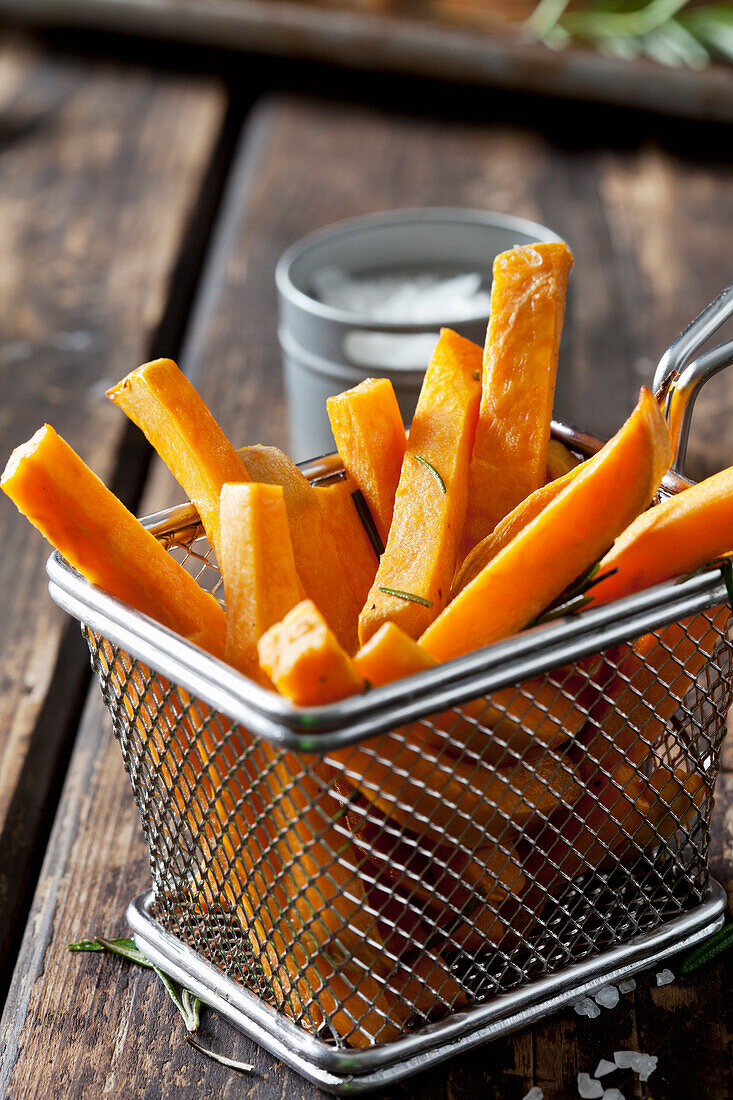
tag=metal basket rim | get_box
[46,418,728,752]
[127,882,726,1092]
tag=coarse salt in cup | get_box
[276,208,563,459]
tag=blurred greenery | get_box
[528,0,733,68]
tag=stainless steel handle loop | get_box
[665,339,733,477]
[654,281,733,394]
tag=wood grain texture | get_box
[0,38,226,997]
[2,0,733,123]
[2,90,732,1099]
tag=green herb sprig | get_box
[531,559,618,626]
[378,586,433,608]
[414,454,447,494]
[679,922,733,972]
[69,936,253,1073]
[528,0,733,70]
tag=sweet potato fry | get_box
[1,424,226,657]
[352,622,590,758]
[352,621,434,685]
[199,725,462,1045]
[452,461,584,596]
[205,505,420,1044]
[315,478,378,607]
[219,482,306,681]
[239,445,362,653]
[462,242,574,555]
[359,329,482,643]
[587,465,733,607]
[511,739,708,954]
[107,358,249,562]
[327,377,407,546]
[546,438,581,482]
[258,600,365,705]
[588,603,732,755]
[329,728,584,856]
[420,387,671,663]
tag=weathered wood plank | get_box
[3,91,732,1099]
[0,38,227,997]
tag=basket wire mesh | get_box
[81,508,731,1054]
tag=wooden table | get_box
[0,31,731,1099]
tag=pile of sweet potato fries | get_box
[4,241,733,1046]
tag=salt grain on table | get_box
[577,1072,603,1097]
[614,1050,658,1081]
[594,984,620,1009]
[617,978,636,993]
[656,968,675,986]
[601,1090,624,1100]
[574,996,601,1018]
[594,1059,616,1077]
[522,1088,543,1100]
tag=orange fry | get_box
[219,482,305,681]
[588,465,733,606]
[107,358,248,562]
[316,478,378,607]
[359,329,482,644]
[546,438,581,481]
[2,424,225,657]
[420,387,671,662]
[239,445,362,653]
[258,600,365,705]
[327,377,406,546]
[453,460,585,595]
[462,242,574,555]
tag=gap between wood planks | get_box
[0,84,249,1011]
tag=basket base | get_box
[128,882,726,1095]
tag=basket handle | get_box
[663,337,733,478]
[653,281,733,394]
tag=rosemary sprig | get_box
[68,935,252,1071]
[69,936,150,966]
[679,921,733,973]
[531,561,618,626]
[186,1035,253,1073]
[69,936,201,1031]
[414,453,447,494]
[378,586,433,607]
[528,0,733,69]
[351,488,385,558]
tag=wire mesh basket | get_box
[47,290,733,1093]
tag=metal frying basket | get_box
[47,289,733,1094]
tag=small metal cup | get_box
[276,207,562,459]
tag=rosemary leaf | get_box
[351,488,385,557]
[533,592,593,626]
[69,935,200,1032]
[528,0,733,69]
[151,965,199,1031]
[68,939,108,953]
[580,566,619,594]
[185,1036,254,1073]
[684,6,733,62]
[181,989,201,1031]
[93,936,155,969]
[378,586,433,608]
[679,922,733,973]
[414,453,447,493]
[527,0,572,37]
